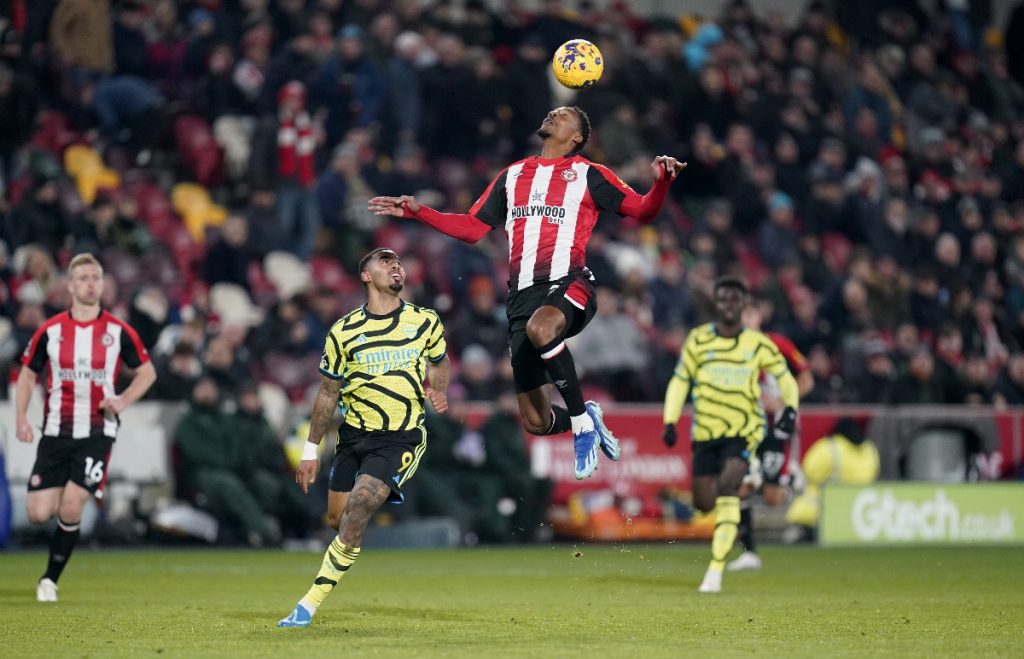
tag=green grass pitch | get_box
[2,545,1022,657]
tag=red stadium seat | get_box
[310,256,355,293]
[174,115,225,187]
[30,111,80,157]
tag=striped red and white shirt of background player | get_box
[21,310,149,439]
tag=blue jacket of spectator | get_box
[93,75,163,139]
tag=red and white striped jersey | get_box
[469,154,638,293]
[21,310,150,439]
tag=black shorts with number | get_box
[328,424,426,504]
[28,434,115,498]
[692,437,751,477]
[506,273,597,393]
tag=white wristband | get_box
[301,441,320,461]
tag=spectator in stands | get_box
[112,0,148,78]
[232,23,272,113]
[261,34,322,115]
[909,265,947,331]
[962,353,996,405]
[80,75,165,163]
[477,391,553,542]
[149,342,202,401]
[853,339,896,403]
[250,81,322,259]
[890,345,959,404]
[648,253,691,331]
[962,295,1016,366]
[49,0,115,76]
[174,377,278,546]
[203,216,250,291]
[128,285,170,349]
[10,245,58,305]
[382,31,426,150]
[248,297,312,358]
[449,275,507,359]
[231,381,318,538]
[7,178,70,255]
[201,335,250,400]
[866,254,910,330]
[316,24,384,148]
[456,344,502,402]
[183,9,219,80]
[572,287,652,401]
[994,353,1024,408]
[0,62,37,192]
[759,192,800,268]
[72,193,119,253]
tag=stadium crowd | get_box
[2,0,1024,424]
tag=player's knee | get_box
[693,497,714,514]
[521,412,549,435]
[525,316,559,348]
[27,508,53,525]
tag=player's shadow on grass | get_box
[0,589,32,601]
[586,574,689,588]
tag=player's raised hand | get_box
[425,387,448,414]
[296,458,318,494]
[651,156,687,180]
[368,195,420,216]
[16,416,34,443]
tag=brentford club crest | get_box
[561,169,577,183]
[101,333,115,347]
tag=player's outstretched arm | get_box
[425,355,450,414]
[615,156,686,224]
[368,195,490,244]
[297,374,342,493]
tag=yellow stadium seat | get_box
[171,183,228,242]
[63,145,121,205]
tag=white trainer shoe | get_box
[727,551,763,572]
[37,578,58,602]
[698,569,722,593]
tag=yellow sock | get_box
[708,496,740,573]
[301,538,360,610]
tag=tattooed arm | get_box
[425,355,450,414]
[296,374,342,493]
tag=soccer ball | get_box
[551,39,604,89]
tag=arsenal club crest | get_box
[561,169,577,183]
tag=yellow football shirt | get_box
[320,301,446,432]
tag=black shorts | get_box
[328,424,426,504]
[506,274,597,393]
[755,426,787,485]
[28,434,115,498]
[692,437,751,477]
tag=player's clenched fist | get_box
[426,387,448,414]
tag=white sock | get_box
[570,413,594,435]
[299,597,318,613]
